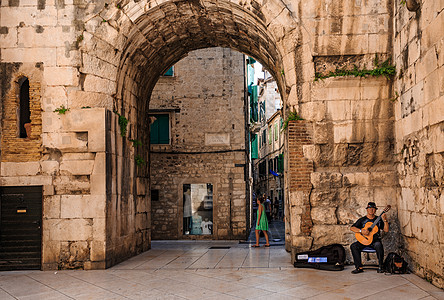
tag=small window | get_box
[151,189,159,201]
[18,77,31,138]
[150,114,170,144]
[163,66,174,77]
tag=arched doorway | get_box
[85,0,303,266]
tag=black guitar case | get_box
[293,244,345,271]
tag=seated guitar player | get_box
[350,202,390,274]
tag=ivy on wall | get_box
[282,110,303,131]
[314,56,396,81]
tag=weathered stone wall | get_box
[393,0,444,287]
[150,48,247,240]
[1,64,42,162]
[288,0,399,261]
[105,110,150,267]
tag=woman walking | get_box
[252,196,270,247]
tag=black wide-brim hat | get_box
[366,202,377,209]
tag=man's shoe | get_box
[351,268,364,274]
[377,267,384,273]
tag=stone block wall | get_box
[41,108,108,270]
[0,106,109,270]
[287,0,399,262]
[394,0,444,287]
[150,48,247,240]
[105,110,150,267]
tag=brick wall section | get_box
[287,120,313,236]
[1,78,42,162]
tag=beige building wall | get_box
[292,0,399,259]
[393,0,444,287]
[149,48,248,240]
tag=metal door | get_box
[0,186,42,270]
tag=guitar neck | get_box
[369,212,385,230]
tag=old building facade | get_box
[0,0,443,288]
[149,47,248,240]
[250,70,284,220]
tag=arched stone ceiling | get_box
[115,0,295,112]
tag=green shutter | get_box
[150,114,169,144]
[150,118,159,144]
[250,85,258,123]
[164,67,174,76]
[269,128,272,144]
[251,134,258,159]
[158,115,169,144]
[247,57,256,65]
[278,154,284,173]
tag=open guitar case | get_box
[293,244,346,271]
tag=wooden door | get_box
[0,186,42,270]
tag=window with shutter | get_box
[150,114,170,144]
[163,66,174,76]
[251,134,258,159]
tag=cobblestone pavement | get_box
[0,238,443,299]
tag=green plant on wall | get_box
[135,155,145,167]
[113,111,128,137]
[129,139,142,147]
[54,105,70,114]
[389,91,399,102]
[314,55,396,81]
[282,110,303,131]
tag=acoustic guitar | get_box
[355,205,391,246]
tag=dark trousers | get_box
[350,241,384,269]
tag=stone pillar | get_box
[286,120,314,258]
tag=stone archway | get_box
[76,0,309,267]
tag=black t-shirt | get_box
[353,216,385,241]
